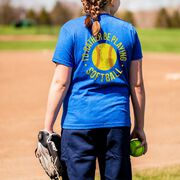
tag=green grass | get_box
[0,25,59,35]
[0,41,56,50]
[133,165,180,180]
[138,28,180,53]
[0,26,180,53]
[95,165,180,180]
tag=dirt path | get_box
[0,51,180,180]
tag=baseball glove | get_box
[35,130,63,180]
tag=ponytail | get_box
[92,21,101,37]
[85,15,93,28]
[81,0,109,37]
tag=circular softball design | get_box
[92,43,117,71]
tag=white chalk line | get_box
[165,73,180,81]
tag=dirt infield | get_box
[0,51,180,180]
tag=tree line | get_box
[156,8,180,28]
[119,8,180,28]
[0,0,180,28]
[0,1,73,26]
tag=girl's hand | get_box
[130,127,148,154]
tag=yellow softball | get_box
[92,43,117,71]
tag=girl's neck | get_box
[100,7,111,15]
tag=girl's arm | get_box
[44,64,72,133]
[129,60,148,154]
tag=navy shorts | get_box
[61,127,132,180]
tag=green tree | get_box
[171,10,180,28]
[27,9,37,21]
[121,11,136,26]
[38,8,51,25]
[0,0,16,24]
[156,8,171,28]
[50,2,72,25]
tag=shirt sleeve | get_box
[131,28,143,61]
[52,26,74,67]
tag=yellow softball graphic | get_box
[92,43,117,71]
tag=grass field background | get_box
[133,165,180,180]
[0,26,180,53]
[0,25,59,35]
[95,165,180,180]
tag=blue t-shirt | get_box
[52,13,143,129]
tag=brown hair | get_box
[81,0,110,36]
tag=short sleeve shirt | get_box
[52,13,143,129]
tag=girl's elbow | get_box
[130,81,145,93]
[53,80,70,91]
[130,81,144,88]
